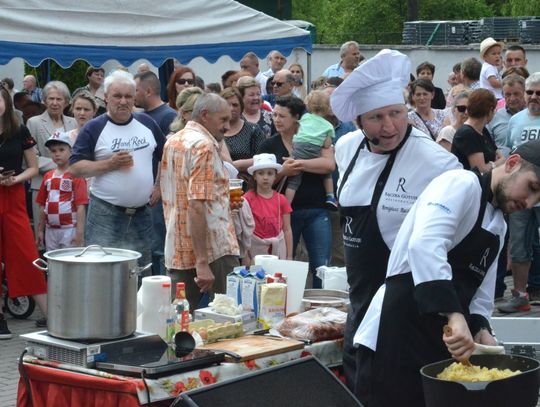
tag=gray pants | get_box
[167,255,239,312]
[288,141,330,191]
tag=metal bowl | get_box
[301,289,350,311]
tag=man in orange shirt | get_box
[161,93,240,309]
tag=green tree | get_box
[501,0,540,15]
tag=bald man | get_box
[22,75,43,103]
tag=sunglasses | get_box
[176,78,194,85]
[455,105,467,113]
[272,81,285,88]
[526,90,540,97]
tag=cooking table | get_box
[17,338,344,406]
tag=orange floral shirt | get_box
[161,121,239,270]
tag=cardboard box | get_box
[491,317,540,360]
[194,307,258,332]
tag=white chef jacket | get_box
[335,127,462,250]
[354,169,507,350]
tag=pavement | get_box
[0,310,44,407]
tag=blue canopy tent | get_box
[0,0,312,94]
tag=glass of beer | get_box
[229,178,243,204]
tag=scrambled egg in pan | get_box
[437,362,521,382]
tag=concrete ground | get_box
[0,310,43,407]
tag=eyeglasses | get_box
[272,81,285,88]
[525,90,540,97]
[455,105,467,113]
[176,78,194,85]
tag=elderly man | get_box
[137,63,151,74]
[240,51,268,95]
[161,93,239,310]
[72,67,106,115]
[323,41,363,78]
[22,75,42,103]
[70,70,165,267]
[461,57,482,90]
[497,72,540,313]
[262,50,287,78]
[505,44,528,69]
[330,49,461,389]
[134,71,176,276]
[272,69,296,99]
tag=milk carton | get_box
[226,266,248,305]
[241,266,266,316]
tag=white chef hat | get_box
[330,49,411,122]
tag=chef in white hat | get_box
[330,49,462,393]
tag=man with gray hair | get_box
[261,50,287,78]
[22,74,42,103]
[272,69,296,99]
[161,93,240,310]
[70,70,165,267]
[498,71,540,313]
[322,41,363,78]
[461,57,482,90]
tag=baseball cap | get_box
[45,131,73,149]
[512,140,540,181]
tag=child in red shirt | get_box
[36,133,88,250]
[244,154,293,263]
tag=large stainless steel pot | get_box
[33,245,151,340]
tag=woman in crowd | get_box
[65,91,98,144]
[220,87,265,174]
[169,86,204,134]
[236,76,274,139]
[452,88,505,172]
[408,79,448,140]
[72,67,106,115]
[416,61,446,109]
[436,91,469,152]
[289,63,307,100]
[0,85,48,337]
[257,95,335,288]
[166,67,197,110]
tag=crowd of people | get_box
[1,38,540,406]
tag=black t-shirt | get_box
[0,124,36,174]
[452,124,497,170]
[225,121,266,161]
[257,134,326,210]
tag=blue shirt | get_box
[322,62,344,78]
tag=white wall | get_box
[3,45,540,95]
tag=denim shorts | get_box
[85,195,153,267]
[509,207,540,263]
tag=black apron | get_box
[364,171,500,407]
[337,126,412,388]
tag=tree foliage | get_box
[292,0,530,44]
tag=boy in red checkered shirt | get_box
[36,132,88,250]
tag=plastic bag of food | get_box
[277,307,347,342]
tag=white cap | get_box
[247,153,282,175]
[330,49,411,122]
[44,131,73,148]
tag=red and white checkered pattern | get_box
[36,171,88,228]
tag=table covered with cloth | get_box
[17,338,344,406]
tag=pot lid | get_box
[44,245,141,263]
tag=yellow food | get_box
[437,362,521,382]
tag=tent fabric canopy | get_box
[0,0,312,67]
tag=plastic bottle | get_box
[172,283,190,333]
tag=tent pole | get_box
[306,52,312,94]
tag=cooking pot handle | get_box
[75,245,112,257]
[32,258,48,272]
[130,263,153,277]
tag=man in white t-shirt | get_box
[70,70,165,266]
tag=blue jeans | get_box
[150,200,166,276]
[85,195,153,269]
[291,208,332,289]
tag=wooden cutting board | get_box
[198,335,305,362]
